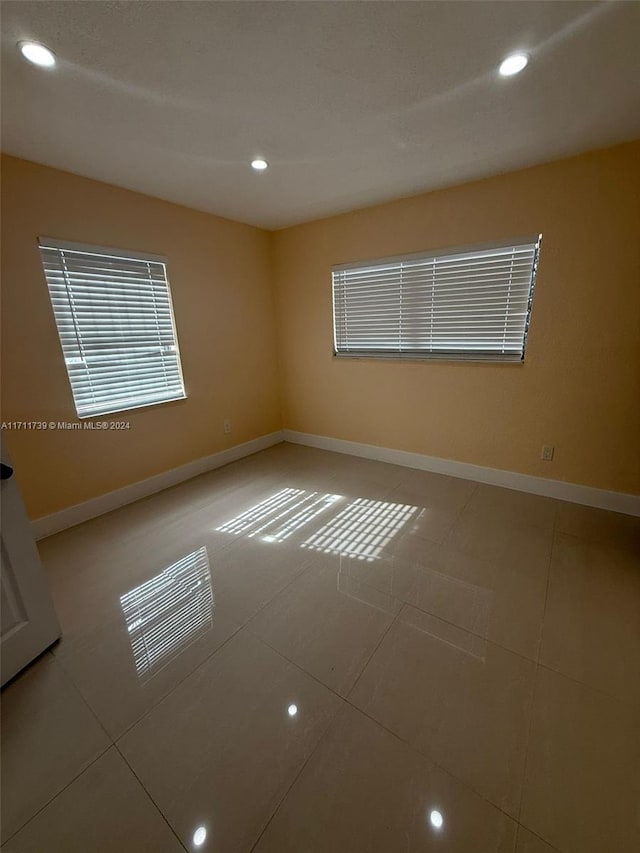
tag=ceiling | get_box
[1,1,639,230]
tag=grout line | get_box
[516,821,563,852]
[112,553,316,742]
[532,529,639,710]
[515,821,522,851]
[10,556,320,849]
[0,652,120,845]
[52,652,116,746]
[245,627,347,705]
[47,453,487,748]
[535,659,640,709]
[345,698,522,827]
[516,525,554,828]
[113,742,189,852]
[315,554,539,666]
[247,705,348,852]
[0,742,114,845]
[345,598,402,699]
[535,530,556,665]
[111,619,245,742]
[251,550,638,716]
[242,558,547,834]
[438,480,480,550]
[513,518,556,824]
[514,661,541,824]
[246,627,522,830]
[242,566,403,708]
[16,447,628,850]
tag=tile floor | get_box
[2,442,639,852]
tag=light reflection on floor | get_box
[215,487,342,542]
[120,546,213,680]
[336,569,398,614]
[404,563,495,640]
[301,497,420,561]
[402,606,488,662]
[216,487,421,561]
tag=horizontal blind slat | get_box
[40,240,186,417]
[332,237,540,360]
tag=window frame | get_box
[331,235,541,364]
[39,237,187,418]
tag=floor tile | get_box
[248,558,401,695]
[0,654,110,844]
[445,517,553,572]
[40,507,235,650]
[52,535,314,737]
[38,473,287,596]
[521,666,640,853]
[203,537,315,623]
[339,529,550,661]
[395,468,478,506]
[254,704,517,853]
[43,476,316,649]
[209,483,347,552]
[327,455,408,491]
[55,603,240,740]
[540,533,640,704]
[228,443,337,479]
[443,484,556,571]
[385,471,476,544]
[461,485,558,531]
[326,472,400,502]
[8,444,635,852]
[194,475,299,528]
[480,528,551,661]
[294,491,421,559]
[350,605,536,817]
[2,748,184,853]
[118,630,342,853]
[37,470,227,564]
[555,501,640,551]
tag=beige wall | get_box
[1,155,281,519]
[272,142,640,495]
[2,143,638,521]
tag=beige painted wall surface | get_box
[273,142,640,494]
[1,155,281,519]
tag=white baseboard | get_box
[32,426,638,538]
[283,430,640,517]
[32,430,285,540]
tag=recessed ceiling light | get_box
[251,158,269,172]
[18,41,56,68]
[499,52,529,77]
[287,703,298,717]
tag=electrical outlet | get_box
[541,445,554,461]
[223,419,231,435]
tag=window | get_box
[39,238,186,417]
[332,236,541,361]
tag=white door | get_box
[1,444,60,686]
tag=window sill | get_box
[332,353,525,365]
[76,393,187,419]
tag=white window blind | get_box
[332,236,541,361]
[39,238,186,417]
